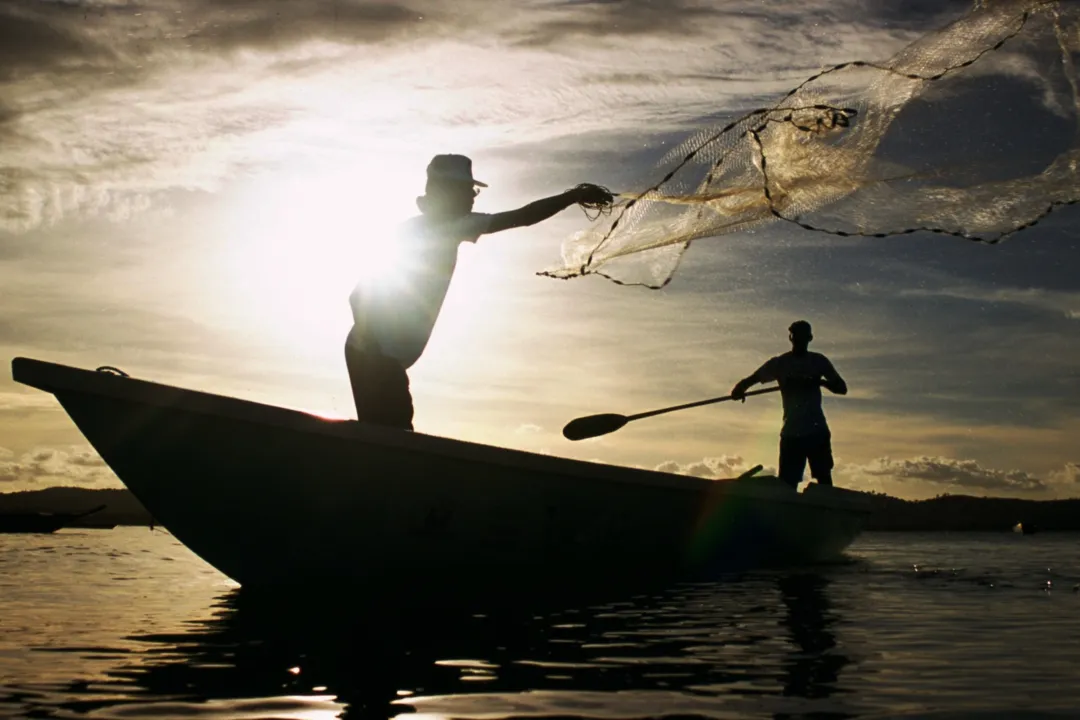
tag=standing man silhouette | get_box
[347,154,613,430]
[731,321,847,488]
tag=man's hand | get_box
[730,380,750,402]
[572,183,614,207]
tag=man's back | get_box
[350,212,491,369]
[754,351,837,437]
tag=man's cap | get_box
[789,320,812,335]
[426,154,487,187]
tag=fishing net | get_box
[541,0,1080,288]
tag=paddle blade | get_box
[562,413,629,441]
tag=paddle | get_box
[562,385,781,441]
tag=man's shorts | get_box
[778,432,833,488]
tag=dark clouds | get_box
[0,0,447,86]
[0,4,115,81]
[516,0,727,46]
[515,0,960,48]
[181,1,432,52]
[856,0,973,30]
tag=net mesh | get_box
[541,0,1080,288]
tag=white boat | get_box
[11,357,871,595]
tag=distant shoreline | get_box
[3,486,1079,533]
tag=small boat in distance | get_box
[11,357,871,596]
[0,504,106,534]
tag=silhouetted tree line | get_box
[858,491,1080,532]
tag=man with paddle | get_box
[730,320,847,489]
[347,154,613,430]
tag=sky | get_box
[1,0,1078,500]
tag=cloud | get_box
[0,392,59,412]
[0,0,447,232]
[0,3,117,82]
[899,286,1080,321]
[858,0,977,30]
[1048,462,1080,487]
[0,0,438,69]
[514,0,728,47]
[857,456,1045,492]
[1,0,948,233]
[182,1,430,51]
[655,454,774,480]
[654,452,1080,499]
[0,445,116,487]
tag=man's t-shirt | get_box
[350,212,492,369]
[753,351,838,438]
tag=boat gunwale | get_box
[11,356,865,513]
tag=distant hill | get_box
[0,487,152,527]
[860,492,1080,532]
[2,486,1077,532]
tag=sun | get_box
[213,163,419,355]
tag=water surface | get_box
[2,529,1078,719]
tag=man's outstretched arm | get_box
[730,374,760,401]
[731,360,775,400]
[821,358,848,395]
[484,184,612,234]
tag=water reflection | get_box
[38,571,852,719]
[777,573,848,702]
[8,532,1080,718]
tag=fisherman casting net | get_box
[544,0,1080,288]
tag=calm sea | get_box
[1,528,1078,719]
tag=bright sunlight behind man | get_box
[214,160,420,354]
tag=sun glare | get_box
[353,230,410,290]
[208,148,515,416]
[215,163,418,354]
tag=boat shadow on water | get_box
[65,571,853,719]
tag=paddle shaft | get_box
[627,385,781,421]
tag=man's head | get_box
[416,154,487,218]
[789,320,813,350]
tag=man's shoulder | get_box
[765,351,830,370]
[756,352,786,374]
[450,212,493,239]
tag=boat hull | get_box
[12,358,870,593]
